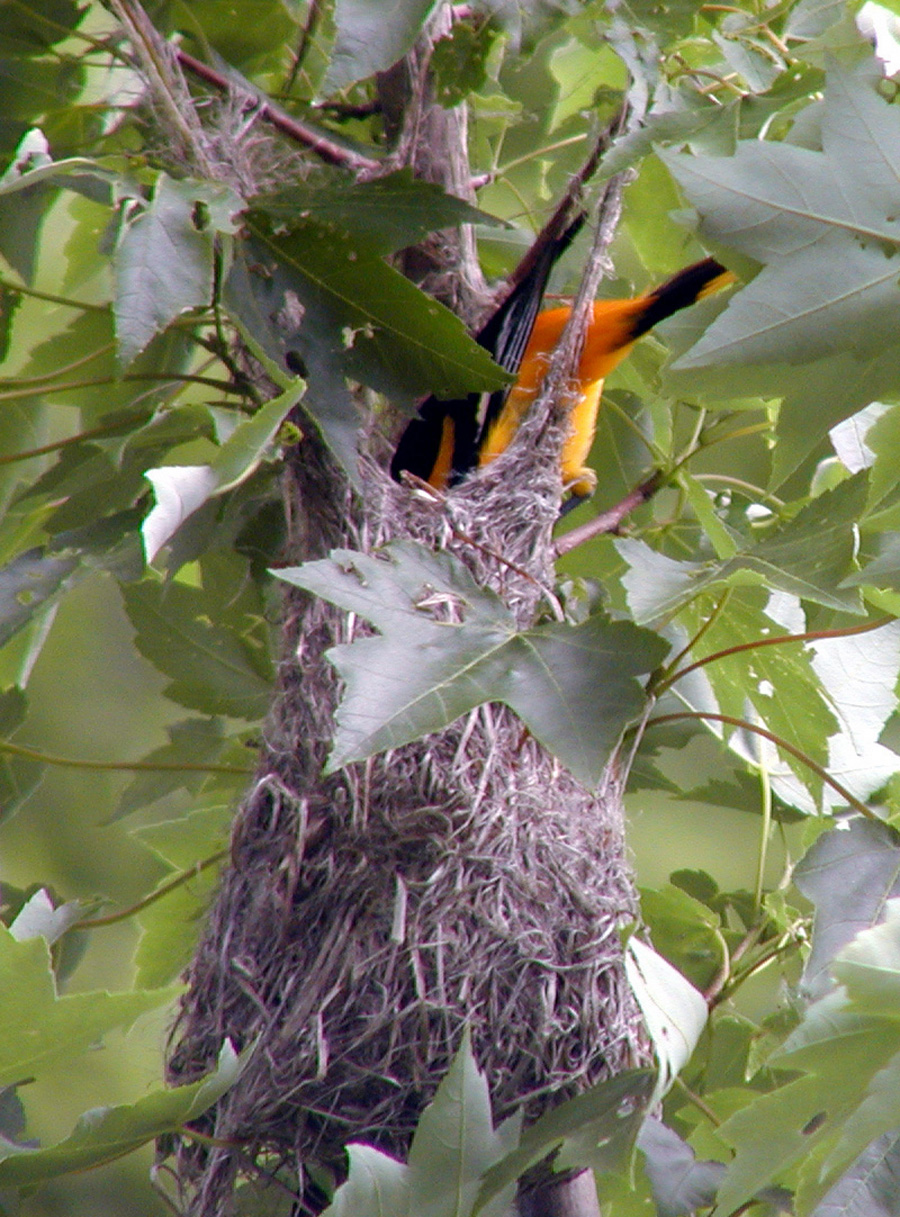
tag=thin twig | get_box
[555,470,663,556]
[504,105,630,296]
[175,48,381,173]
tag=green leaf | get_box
[172,0,295,67]
[809,1130,900,1217]
[0,0,88,56]
[639,884,725,992]
[666,61,900,371]
[795,818,900,1001]
[619,474,868,621]
[0,687,43,823]
[0,547,81,648]
[132,802,232,988]
[0,1041,240,1185]
[113,717,245,820]
[323,0,437,93]
[141,383,303,562]
[0,922,178,1090]
[625,939,708,1096]
[240,216,509,400]
[715,903,900,1214]
[278,541,668,787]
[675,589,839,798]
[115,174,241,366]
[431,21,501,107]
[636,1118,725,1217]
[321,1143,409,1217]
[256,170,504,256]
[407,1029,520,1217]
[473,1070,656,1215]
[121,575,273,720]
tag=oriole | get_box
[391,252,732,502]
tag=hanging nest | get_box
[166,399,647,1215]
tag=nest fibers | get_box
[166,406,647,1214]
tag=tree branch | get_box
[554,470,663,556]
[174,48,381,174]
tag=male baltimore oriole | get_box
[391,249,732,502]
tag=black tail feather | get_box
[629,257,730,339]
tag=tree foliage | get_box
[5,0,900,1213]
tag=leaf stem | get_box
[671,1076,723,1127]
[0,416,146,467]
[645,710,879,821]
[0,372,237,403]
[0,738,251,776]
[74,850,228,928]
[754,761,772,915]
[652,589,733,689]
[657,616,893,694]
[0,278,109,313]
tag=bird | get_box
[391,246,733,504]
[390,215,585,493]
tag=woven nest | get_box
[166,406,646,1214]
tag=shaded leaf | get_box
[115,174,236,366]
[113,718,245,820]
[0,548,81,649]
[716,902,900,1214]
[639,884,725,992]
[0,687,43,823]
[121,576,273,721]
[132,802,232,988]
[241,216,508,400]
[811,1130,900,1217]
[279,541,668,787]
[324,0,437,93]
[619,475,868,622]
[636,1117,725,1217]
[473,1070,656,1214]
[795,818,900,1001]
[256,169,503,256]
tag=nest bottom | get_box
[167,695,643,1214]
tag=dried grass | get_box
[166,408,646,1215]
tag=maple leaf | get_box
[664,59,900,369]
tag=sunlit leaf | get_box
[0,1042,240,1185]
[626,938,708,1097]
[0,923,178,1090]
